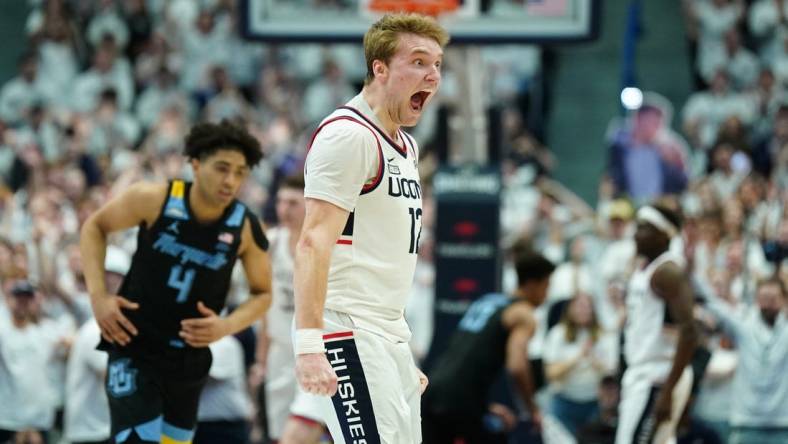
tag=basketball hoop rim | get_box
[367,0,460,17]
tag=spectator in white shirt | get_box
[84,89,141,158]
[720,200,773,280]
[179,9,231,94]
[0,280,72,444]
[693,0,745,80]
[769,33,788,88]
[700,29,760,90]
[30,3,82,112]
[597,199,637,286]
[747,68,784,142]
[133,31,183,89]
[87,0,129,51]
[135,68,192,130]
[708,141,747,201]
[547,235,595,303]
[693,268,739,442]
[71,36,134,113]
[203,66,255,123]
[595,199,637,329]
[543,293,618,436]
[301,58,356,126]
[0,52,46,126]
[194,335,253,444]
[697,277,788,444]
[748,0,788,62]
[683,70,755,149]
[63,246,130,444]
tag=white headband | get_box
[637,206,678,238]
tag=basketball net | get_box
[367,0,460,17]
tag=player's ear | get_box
[372,59,387,79]
[190,157,200,173]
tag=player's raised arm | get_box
[80,181,166,345]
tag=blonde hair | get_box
[363,13,450,85]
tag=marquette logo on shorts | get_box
[108,358,138,397]
[324,332,381,444]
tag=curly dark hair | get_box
[183,120,263,167]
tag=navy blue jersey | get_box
[426,293,516,417]
[101,180,264,354]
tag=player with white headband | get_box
[636,206,678,238]
[616,204,698,444]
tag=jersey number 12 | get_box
[409,207,422,254]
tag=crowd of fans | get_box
[0,0,786,443]
[487,0,788,441]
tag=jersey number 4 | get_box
[168,265,196,303]
[408,207,422,254]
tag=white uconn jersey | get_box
[624,251,681,377]
[305,94,421,343]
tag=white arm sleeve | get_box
[304,120,380,212]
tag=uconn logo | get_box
[107,358,137,397]
[388,177,421,200]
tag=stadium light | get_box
[620,87,643,110]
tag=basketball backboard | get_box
[241,0,600,44]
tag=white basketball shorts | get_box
[293,310,422,444]
[616,365,693,444]
[265,336,298,439]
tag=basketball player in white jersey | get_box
[616,204,698,444]
[256,174,325,443]
[292,13,448,444]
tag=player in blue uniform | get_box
[80,120,272,444]
[422,251,556,443]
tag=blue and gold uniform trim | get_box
[164,180,189,220]
[114,416,195,444]
[161,421,195,444]
[115,416,162,443]
[226,202,245,227]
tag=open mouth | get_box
[410,91,430,112]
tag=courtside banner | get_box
[425,165,501,370]
[324,332,381,444]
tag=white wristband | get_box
[295,328,326,355]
